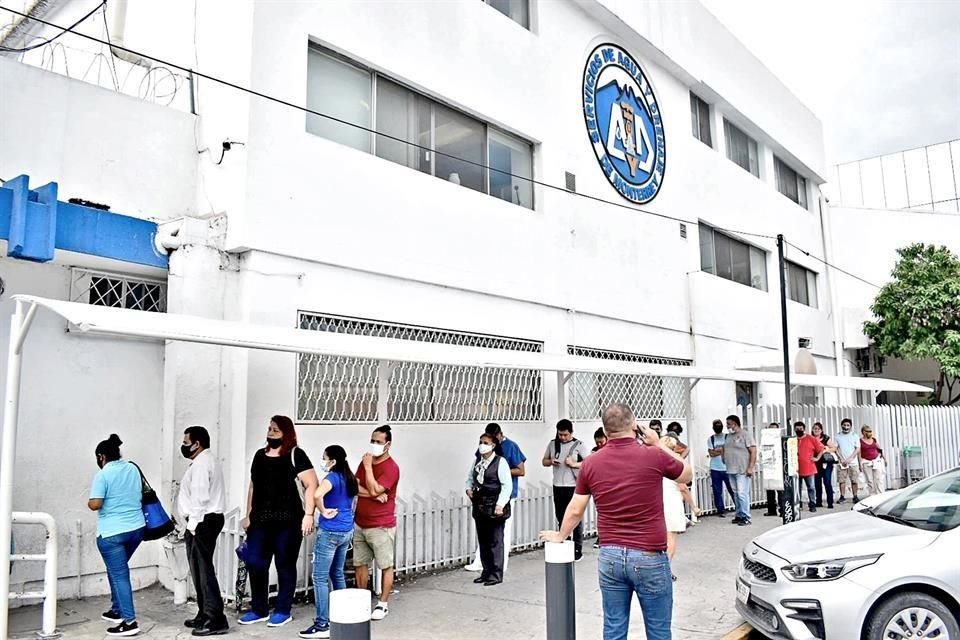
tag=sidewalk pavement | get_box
[8,506,836,639]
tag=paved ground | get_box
[8,506,836,639]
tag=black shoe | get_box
[810,506,817,513]
[837,496,846,504]
[731,517,744,524]
[192,620,229,636]
[737,519,752,526]
[106,620,140,637]
[185,616,208,629]
[828,504,834,509]
[853,496,859,504]
[815,502,824,508]
[102,610,123,623]
[483,579,502,586]
[717,512,726,518]
[473,576,488,584]
[574,551,583,562]
[763,512,779,517]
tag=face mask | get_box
[180,444,196,459]
[323,460,334,472]
[95,455,104,469]
[266,437,282,449]
[369,443,386,457]
[478,443,494,455]
[842,426,851,433]
[713,426,723,435]
[795,429,804,437]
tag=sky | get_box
[699,0,960,165]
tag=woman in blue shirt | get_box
[87,434,146,637]
[299,445,358,639]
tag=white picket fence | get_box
[215,403,959,604]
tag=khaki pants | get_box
[862,458,886,495]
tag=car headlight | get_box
[782,554,882,581]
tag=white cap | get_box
[330,588,372,624]
[545,540,575,564]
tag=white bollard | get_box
[545,540,576,640]
[161,536,190,604]
[330,588,371,640]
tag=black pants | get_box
[765,490,783,515]
[186,513,226,625]
[245,521,303,616]
[475,515,505,582]
[553,486,583,554]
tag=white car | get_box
[736,467,960,639]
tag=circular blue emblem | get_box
[582,43,666,204]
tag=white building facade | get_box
[1,0,839,597]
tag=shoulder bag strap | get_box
[130,461,151,493]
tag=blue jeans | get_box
[96,528,145,622]
[598,546,673,640]
[801,475,816,508]
[246,522,303,616]
[710,469,736,513]
[728,473,752,521]
[312,528,353,629]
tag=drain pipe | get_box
[108,0,152,68]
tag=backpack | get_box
[554,437,583,461]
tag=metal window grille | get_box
[566,345,691,420]
[69,268,167,312]
[297,313,544,423]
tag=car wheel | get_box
[865,592,959,640]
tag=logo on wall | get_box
[582,43,666,204]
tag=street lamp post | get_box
[777,234,799,525]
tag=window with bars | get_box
[724,119,759,177]
[690,92,712,147]
[566,346,691,421]
[297,313,544,423]
[785,261,818,307]
[69,268,166,312]
[774,156,809,209]
[306,44,534,208]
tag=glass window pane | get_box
[486,0,529,28]
[306,47,371,151]
[699,226,715,274]
[690,93,712,147]
[775,156,801,204]
[750,247,767,291]
[375,78,431,173]
[806,270,818,307]
[730,240,750,286]
[724,120,758,176]
[714,233,733,280]
[788,263,808,305]
[434,104,484,193]
[748,138,759,177]
[690,94,699,140]
[798,176,808,209]
[488,128,533,208]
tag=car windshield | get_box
[870,468,960,532]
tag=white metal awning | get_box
[10,295,933,393]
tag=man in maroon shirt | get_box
[354,425,400,621]
[541,403,691,640]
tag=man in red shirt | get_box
[794,421,824,513]
[354,425,400,621]
[541,403,691,640]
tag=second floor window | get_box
[699,224,767,291]
[690,93,712,147]
[786,261,818,307]
[724,119,759,177]
[483,0,530,29]
[306,44,534,209]
[775,156,809,209]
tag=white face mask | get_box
[478,443,494,455]
[369,443,386,457]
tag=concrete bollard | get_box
[545,540,576,640]
[331,588,372,640]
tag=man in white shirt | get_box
[178,426,228,636]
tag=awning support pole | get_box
[0,300,29,640]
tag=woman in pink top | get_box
[859,425,886,496]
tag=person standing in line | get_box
[721,415,757,526]
[763,422,785,518]
[238,416,319,628]
[794,421,825,513]
[300,445,358,639]
[666,422,702,524]
[541,419,591,561]
[540,404,691,640]
[88,434,146,637]
[593,427,608,452]
[354,425,400,621]
[834,418,861,504]
[464,423,525,574]
[178,426,228,636]
[706,419,737,517]
[660,435,686,581]
[859,425,886,496]
[465,432,512,586]
[812,422,837,509]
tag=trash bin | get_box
[902,446,924,485]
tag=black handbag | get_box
[132,463,175,541]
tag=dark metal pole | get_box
[545,541,576,640]
[777,234,798,525]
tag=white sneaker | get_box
[464,562,483,572]
[371,604,389,621]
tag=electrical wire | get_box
[0,0,105,53]
[784,239,882,289]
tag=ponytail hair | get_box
[95,434,124,462]
[324,445,358,498]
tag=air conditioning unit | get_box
[855,348,883,374]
